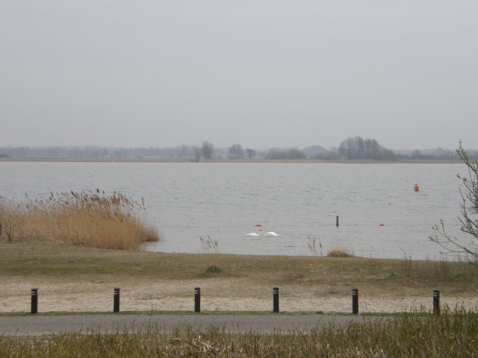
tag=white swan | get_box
[264,231,280,237]
[245,225,262,237]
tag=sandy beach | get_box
[1,275,477,314]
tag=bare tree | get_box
[338,136,397,160]
[228,144,244,159]
[201,141,215,159]
[192,146,201,162]
[179,145,189,158]
[430,142,478,266]
[287,148,307,160]
[245,148,256,159]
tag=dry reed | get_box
[199,236,220,254]
[0,190,159,250]
[1,308,478,357]
[327,247,354,257]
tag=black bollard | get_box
[352,288,359,314]
[273,287,280,313]
[114,288,120,313]
[31,288,38,314]
[433,290,440,315]
[195,287,201,313]
[336,215,339,227]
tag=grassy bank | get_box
[0,190,158,250]
[1,309,477,357]
[1,242,478,356]
[1,241,477,297]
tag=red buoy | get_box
[414,184,419,192]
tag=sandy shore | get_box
[1,276,476,314]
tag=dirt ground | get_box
[1,275,477,314]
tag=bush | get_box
[327,249,354,258]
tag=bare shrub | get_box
[327,247,354,258]
[200,236,219,254]
[430,142,478,267]
[307,236,323,256]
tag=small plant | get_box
[205,265,222,274]
[307,235,323,256]
[327,248,354,257]
[199,236,219,254]
[199,265,223,278]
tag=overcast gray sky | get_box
[1,0,477,150]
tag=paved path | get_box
[0,314,378,336]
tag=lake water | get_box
[0,161,471,260]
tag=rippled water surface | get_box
[0,161,469,259]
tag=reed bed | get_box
[0,190,158,250]
[1,308,477,357]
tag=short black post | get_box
[194,287,201,313]
[31,288,38,314]
[114,288,120,313]
[433,290,440,315]
[336,215,339,227]
[273,287,280,313]
[352,288,359,314]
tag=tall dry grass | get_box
[0,190,158,250]
[400,254,476,283]
[1,308,478,357]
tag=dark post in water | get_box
[31,288,38,314]
[273,287,280,313]
[195,287,201,313]
[352,288,359,314]
[433,290,440,315]
[114,287,120,313]
[336,215,339,227]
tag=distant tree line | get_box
[0,137,475,161]
[265,148,307,160]
[338,137,397,160]
[228,144,256,159]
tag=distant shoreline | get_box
[0,158,462,164]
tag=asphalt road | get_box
[0,314,377,336]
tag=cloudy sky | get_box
[1,0,477,150]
